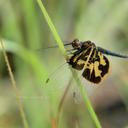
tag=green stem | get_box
[36,0,102,128]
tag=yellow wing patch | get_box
[82,50,110,84]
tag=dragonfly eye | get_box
[82,40,95,48]
[84,40,92,45]
[72,38,81,49]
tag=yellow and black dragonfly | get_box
[42,39,128,84]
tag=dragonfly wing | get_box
[82,50,110,84]
[68,46,92,70]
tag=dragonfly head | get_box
[71,39,96,49]
[71,39,81,49]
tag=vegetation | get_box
[0,0,128,128]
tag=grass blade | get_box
[36,0,102,128]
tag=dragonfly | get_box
[43,39,128,84]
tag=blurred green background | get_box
[0,0,128,128]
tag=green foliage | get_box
[0,0,128,128]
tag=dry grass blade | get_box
[0,39,29,128]
[51,118,57,128]
[57,78,73,125]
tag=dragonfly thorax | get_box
[81,40,95,49]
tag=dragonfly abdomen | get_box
[97,47,128,59]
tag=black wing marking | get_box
[82,50,110,84]
[68,45,92,70]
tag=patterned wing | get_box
[68,46,92,70]
[82,50,110,84]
